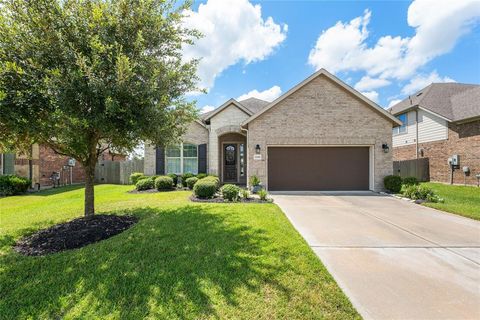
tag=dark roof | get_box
[200,109,215,120]
[199,97,269,121]
[389,83,480,122]
[238,97,270,114]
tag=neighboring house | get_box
[145,69,401,191]
[0,144,126,188]
[389,83,480,185]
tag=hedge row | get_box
[0,175,31,196]
[383,175,419,193]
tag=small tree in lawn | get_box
[0,0,199,216]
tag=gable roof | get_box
[389,83,480,122]
[238,97,270,114]
[242,68,402,126]
[202,98,253,121]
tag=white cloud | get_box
[401,71,455,95]
[361,90,379,103]
[308,9,371,74]
[308,0,480,100]
[183,0,287,91]
[200,105,216,114]
[388,99,403,108]
[237,85,282,102]
[354,76,391,91]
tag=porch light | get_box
[382,143,389,153]
[255,144,261,154]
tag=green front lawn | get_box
[0,185,359,319]
[421,182,480,221]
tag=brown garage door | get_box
[268,147,369,191]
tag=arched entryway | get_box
[218,132,247,185]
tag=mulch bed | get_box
[190,195,272,203]
[14,215,138,256]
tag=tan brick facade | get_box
[145,72,397,190]
[144,142,156,176]
[246,74,394,191]
[144,121,209,176]
[393,120,480,185]
[208,105,250,175]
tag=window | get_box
[239,143,245,176]
[165,143,198,174]
[393,113,407,135]
[166,145,181,174]
[182,143,198,174]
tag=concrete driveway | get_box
[272,192,480,320]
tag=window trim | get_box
[165,143,198,175]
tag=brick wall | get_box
[38,145,85,186]
[392,120,480,185]
[143,121,209,176]
[247,74,394,191]
[208,105,249,175]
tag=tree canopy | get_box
[0,0,200,215]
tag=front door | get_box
[223,144,237,182]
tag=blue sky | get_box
[184,0,480,111]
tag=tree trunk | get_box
[84,163,95,217]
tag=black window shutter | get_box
[3,153,15,175]
[198,144,207,174]
[155,146,165,175]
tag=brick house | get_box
[0,144,126,188]
[145,69,401,191]
[389,83,480,185]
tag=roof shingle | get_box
[389,83,480,122]
[199,97,269,121]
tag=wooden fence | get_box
[95,159,144,184]
[393,158,429,182]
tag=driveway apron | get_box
[272,192,480,320]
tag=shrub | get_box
[193,179,217,199]
[186,177,198,190]
[403,185,442,202]
[196,173,207,179]
[201,176,220,189]
[155,176,174,191]
[130,172,145,185]
[135,177,154,191]
[181,173,195,187]
[403,185,418,199]
[249,175,260,186]
[241,189,250,199]
[383,175,402,193]
[258,189,268,201]
[426,193,443,203]
[0,175,30,196]
[402,176,419,186]
[167,173,178,186]
[221,184,240,201]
